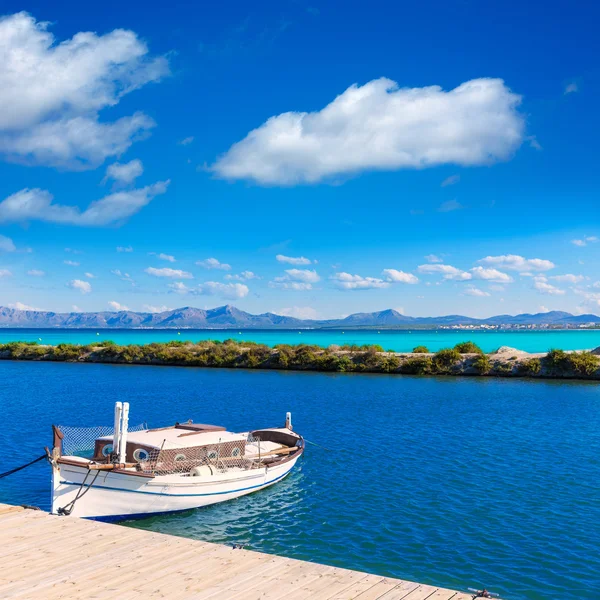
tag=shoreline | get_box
[1,339,599,380]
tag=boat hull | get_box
[52,453,301,521]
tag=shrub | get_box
[454,341,483,354]
[568,351,600,376]
[432,348,462,373]
[52,343,82,361]
[412,345,429,353]
[472,354,491,374]
[400,355,433,375]
[519,357,541,376]
[543,349,569,373]
[379,354,400,373]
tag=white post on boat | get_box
[285,412,293,431]
[119,402,130,464]
[113,401,123,460]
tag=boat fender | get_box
[190,465,214,477]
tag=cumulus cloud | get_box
[572,236,598,247]
[533,276,565,296]
[108,301,129,311]
[271,269,320,290]
[142,304,171,313]
[68,279,91,294]
[549,274,585,284]
[64,260,80,266]
[0,181,169,227]
[331,272,389,290]
[145,267,193,279]
[277,306,318,320]
[84,272,95,279]
[180,281,249,299]
[464,286,491,297]
[27,269,45,276]
[104,159,143,185]
[212,77,525,185]
[0,234,16,252]
[0,269,12,277]
[470,266,513,283]
[477,254,555,272]
[168,282,189,294]
[150,252,175,262]
[196,257,231,270]
[382,269,419,284]
[225,271,259,281]
[8,301,40,310]
[424,254,443,263]
[0,12,168,169]
[418,264,472,281]
[276,254,313,265]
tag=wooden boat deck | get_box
[0,503,474,600]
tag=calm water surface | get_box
[2,327,600,353]
[0,361,598,599]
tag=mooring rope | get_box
[0,454,47,479]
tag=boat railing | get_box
[56,423,148,458]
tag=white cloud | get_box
[549,274,584,284]
[225,271,259,281]
[168,281,189,294]
[282,269,320,283]
[275,254,313,265]
[68,279,91,294]
[271,269,320,290]
[331,272,389,290]
[117,246,133,252]
[464,287,491,297]
[179,136,194,146]
[64,260,80,266]
[105,159,143,185]
[441,175,460,187]
[470,266,513,283]
[418,264,472,281]
[108,301,129,311]
[111,269,135,283]
[0,269,12,277]
[478,254,555,272]
[193,282,249,299]
[424,254,443,263]
[145,267,193,279]
[438,199,464,212]
[150,252,175,262]
[0,181,169,226]
[84,272,95,279]
[8,301,40,310]
[382,269,419,284]
[27,269,45,276]
[277,306,318,320]
[533,276,565,296]
[564,82,578,95]
[571,236,598,247]
[0,234,16,252]
[142,304,171,313]
[212,77,524,185]
[65,247,82,254]
[196,257,231,270]
[269,281,314,291]
[0,12,168,169]
[72,305,81,312]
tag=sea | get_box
[0,361,598,599]
[1,327,600,353]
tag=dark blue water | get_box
[1,361,598,599]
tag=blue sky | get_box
[0,0,599,319]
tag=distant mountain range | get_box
[0,305,598,329]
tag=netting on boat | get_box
[138,434,272,476]
[58,423,148,457]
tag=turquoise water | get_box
[0,361,598,599]
[2,327,600,353]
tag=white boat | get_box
[48,402,304,521]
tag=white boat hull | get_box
[52,454,301,521]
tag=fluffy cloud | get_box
[477,254,555,272]
[105,159,143,185]
[277,306,319,320]
[418,264,472,281]
[276,254,313,265]
[0,181,169,226]
[8,301,39,310]
[382,269,419,284]
[0,12,168,169]
[142,304,171,313]
[27,269,45,276]
[150,252,175,262]
[331,272,389,290]
[0,234,16,252]
[549,274,585,284]
[464,286,491,297]
[84,272,95,279]
[212,77,524,185]
[470,266,513,283]
[194,282,249,299]
[0,269,12,277]
[572,236,598,247]
[64,260,80,266]
[533,276,565,296]
[145,267,193,279]
[168,282,189,294]
[108,301,129,311]
[424,254,443,263]
[68,279,91,294]
[271,269,320,290]
[225,271,259,281]
[196,257,231,270]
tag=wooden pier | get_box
[0,503,473,599]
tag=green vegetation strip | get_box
[0,339,598,379]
